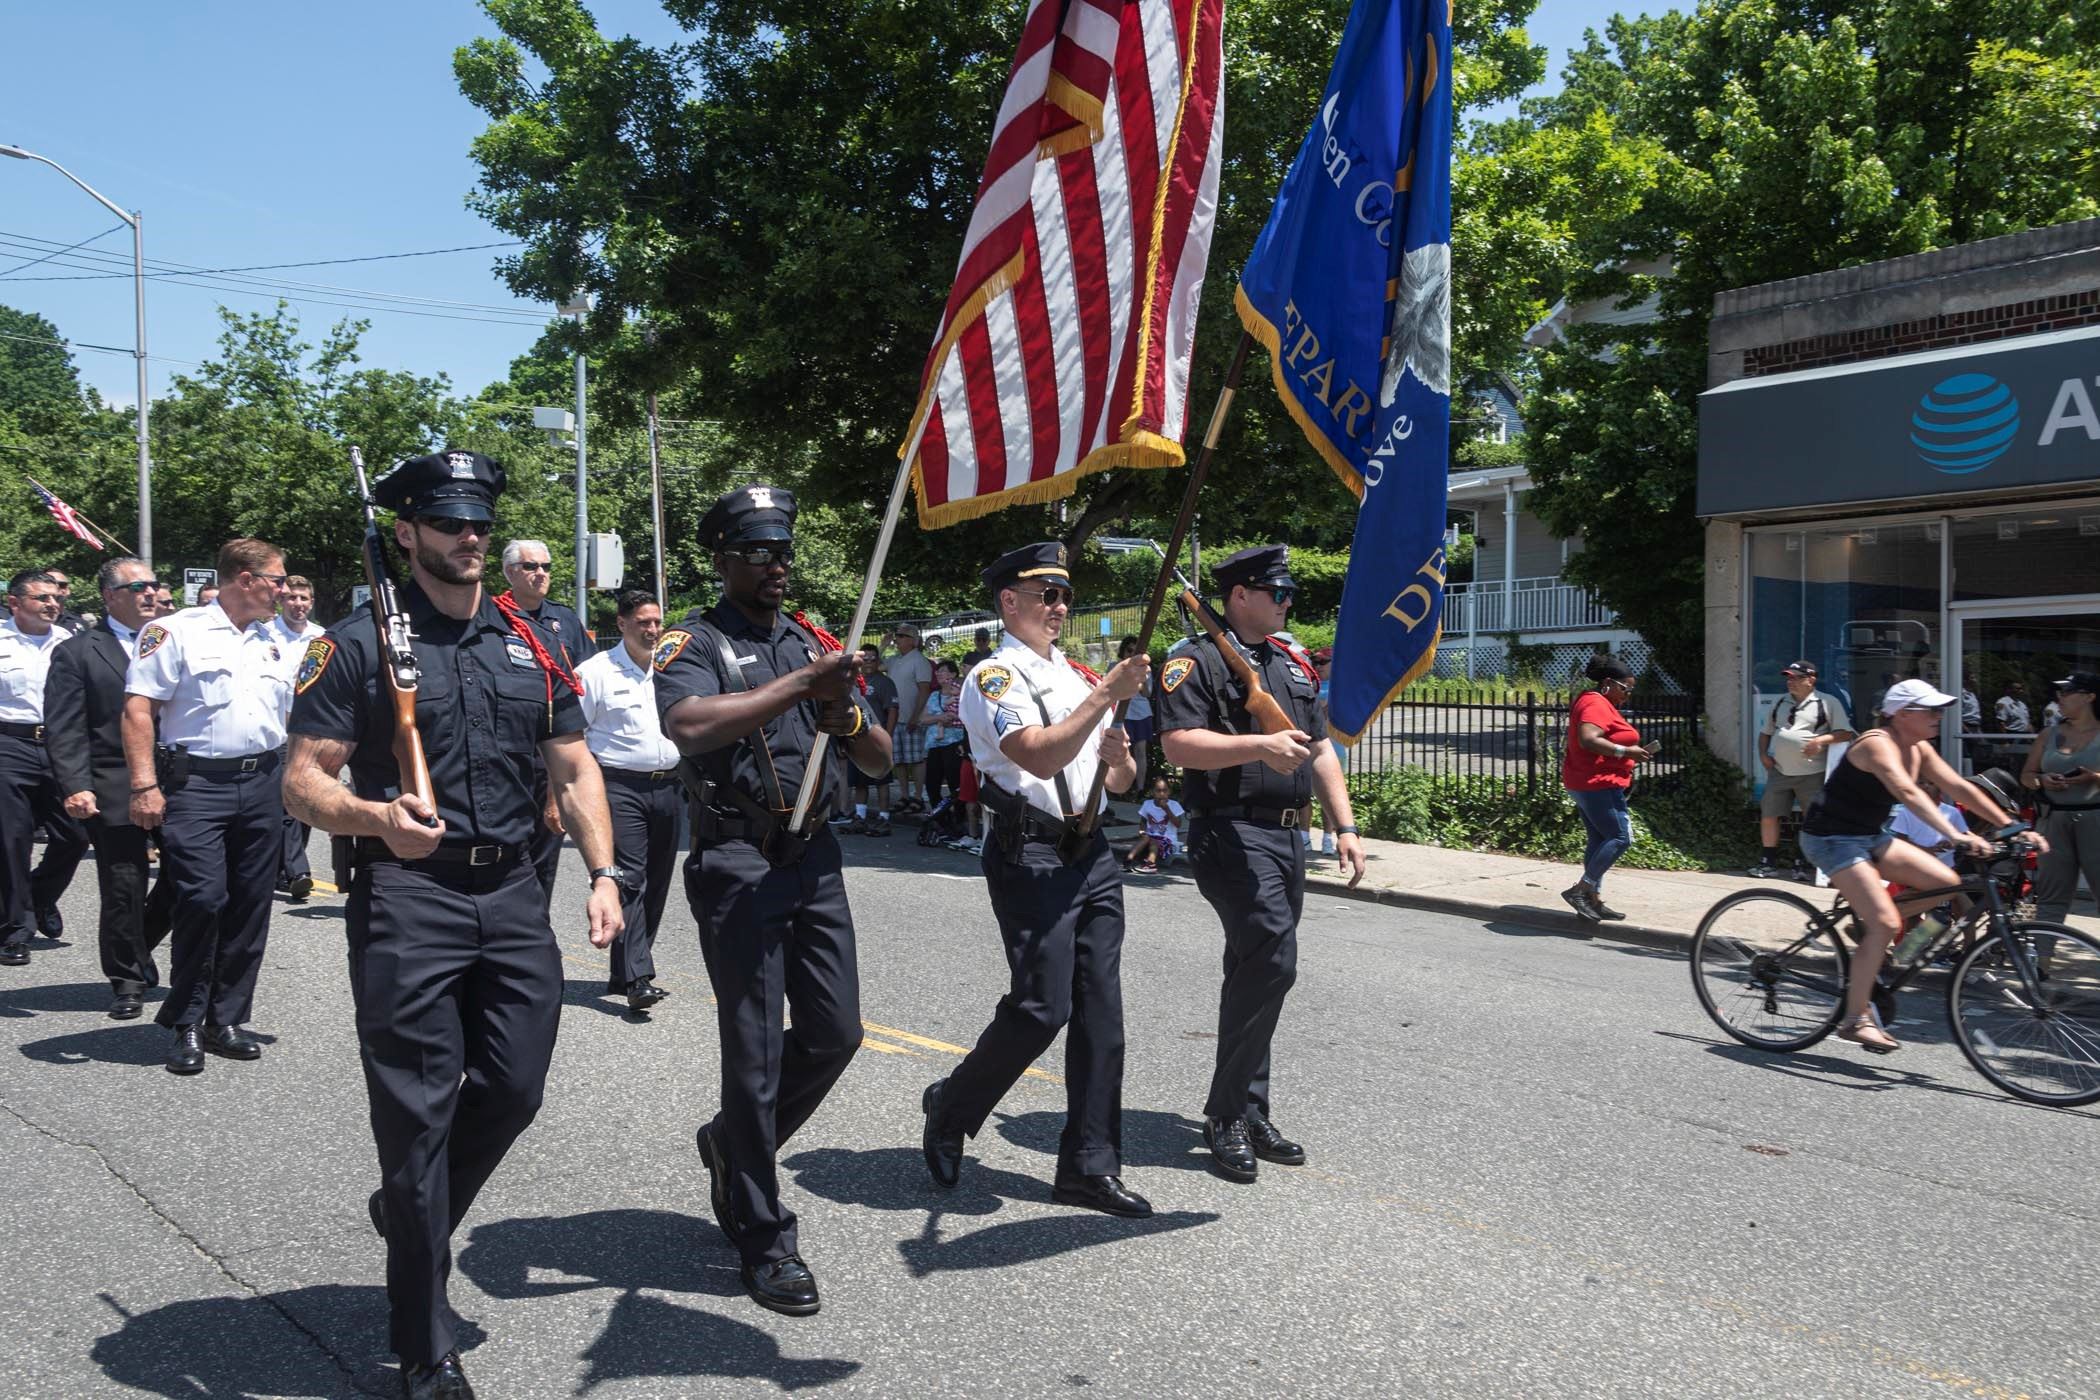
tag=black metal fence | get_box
[1340,688,1705,792]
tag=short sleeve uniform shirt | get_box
[0,617,70,724]
[575,644,679,773]
[126,604,291,757]
[1154,632,1320,810]
[959,635,1110,820]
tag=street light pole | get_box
[1,143,151,566]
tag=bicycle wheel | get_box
[1949,920,2100,1107]
[1691,888,1850,1050]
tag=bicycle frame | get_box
[1822,847,2038,1001]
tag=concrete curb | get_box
[1300,870,1697,956]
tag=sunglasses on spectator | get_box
[1015,585,1074,608]
[511,560,552,572]
[725,546,794,568]
[418,516,494,537]
[110,580,162,594]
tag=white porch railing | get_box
[1445,576,1618,634]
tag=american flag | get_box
[902,0,1226,529]
[33,483,103,550]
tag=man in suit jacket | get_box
[46,557,173,1019]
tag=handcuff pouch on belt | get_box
[685,621,830,869]
[154,743,192,796]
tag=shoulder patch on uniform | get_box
[294,638,334,694]
[976,664,1013,700]
[653,630,692,673]
[1161,656,1196,693]
[136,623,170,659]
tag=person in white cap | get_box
[1797,678,2047,1054]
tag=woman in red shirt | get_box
[1561,655,1660,923]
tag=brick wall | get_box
[1743,289,2100,377]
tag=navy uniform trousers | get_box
[0,732,88,950]
[349,856,559,1367]
[88,817,173,995]
[155,758,282,1029]
[599,768,681,990]
[280,813,313,887]
[686,830,861,1266]
[1188,819,1302,1122]
[942,829,1126,1176]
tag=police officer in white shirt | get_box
[0,568,89,965]
[267,575,327,900]
[123,538,295,1074]
[576,589,682,1014]
[920,542,1153,1218]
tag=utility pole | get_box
[560,291,592,620]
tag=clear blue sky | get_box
[2,0,1626,410]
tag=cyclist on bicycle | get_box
[1797,679,2048,1054]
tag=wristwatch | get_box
[589,865,630,889]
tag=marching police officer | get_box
[575,588,681,1014]
[0,568,88,965]
[654,483,889,1317]
[497,538,586,913]
[1156,544,1365,1182]
[123,541,294,1073]
[284,448,622,1400]
[267,575,327,901]
[46,557,175,1016]
[921,543,1152,1216]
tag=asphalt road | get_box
[3,832,2095,1398]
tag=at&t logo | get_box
[1910,373,2020,474]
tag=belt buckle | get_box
[1280,808,1298,829]
[239,756,259,773]
[30,725,44,743]
[468,844,501,867]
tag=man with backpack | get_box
[1754,660,1855,879]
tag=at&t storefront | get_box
[1699,219,2100,778]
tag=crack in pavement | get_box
[0,1097,379,1396]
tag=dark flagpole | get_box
[1072,328,1255,837]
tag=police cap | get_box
[700,484,797,550]
[1212,544,1294,594]
[371,448,505,522]
[982,541,1071,592]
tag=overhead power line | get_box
[0,328,197,366]
[0,233,526,285]
[0,221,129,280]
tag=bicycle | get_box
[1688,829,2100,1106]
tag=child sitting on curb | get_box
[1125,777,1186,873]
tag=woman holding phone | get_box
[2023,672,2100,930]
[1560,654,1659,924]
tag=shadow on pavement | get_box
[993,1107,1214,1173]
[781,1144,1218,1278]
[559,979,638,1020]
[89,1282,420,1398]
[0,979,140,1018]
[1655,1029,2100,1119]
[455,1210,859,1393]
[19,1023,174,1067]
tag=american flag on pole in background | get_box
[902,0,1227,529]
[32,482,104,550]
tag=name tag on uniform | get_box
[505,639,537,668]
[735,653,759,666]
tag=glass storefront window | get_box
[1746,522,1942,761]
[1951,509,2100,601]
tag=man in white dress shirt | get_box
[0,568,89,965]
[576,589,682,1014]
[267,575,327,901]
[124,538,295,1074]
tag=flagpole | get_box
[785,449,920,835]
[22,473,131,554]
[1072,328,1254,837]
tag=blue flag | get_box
[1235,0,1453,742]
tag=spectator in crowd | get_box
[1960,686,1982,734]
[1118,635,1153,792]
[1995,682,2032,735]
[1752,660,1854,879]
[921,659,969,837]
[962,627,994,672]
[1560,654,1660,925]
[2023,672,2100,938]
[842,642,898,836]
[887,623,933,813]
[1124,776,1184,873]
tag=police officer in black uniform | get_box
[1156,544,1365,1183]
[497,538,587,914]
[284,449,624,1400]
[920,543,1152,1217]
[653,483,889,1318]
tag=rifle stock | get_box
[1177,586,1297,737]
[351,447,435,812]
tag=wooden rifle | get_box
[350,446,435,812]
[1148,541,1297,738]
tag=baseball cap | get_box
[1880,678,1958,715]
[1780,660,1818,677]
[2053,672,2100,695]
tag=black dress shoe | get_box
[695,1124,735,1241]
[1244,1110,1306,1165]
[167,1025,205,1076]
[368,1188,387,1238]
[109,993,144,1021]
[287,874,314,902]
[1203,1117,1259,1183]
[399,1350,476,1399]
[36,906,61,939]
[626,978,669,1012]
[203,1024,261,1060]
[921,1079,963,1187]
[1051,1173,1153,1218]
[0,942,30,967]
[741,1255,820,1316]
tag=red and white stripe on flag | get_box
[902,0,1225,530]
[35,485,102,550]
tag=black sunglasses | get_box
[724,545,794,568]
[511,561,552,572]
[110,579,162,594]
[1266,586,1297,605]
[1014,584,1074,609]
[417,516,494,537]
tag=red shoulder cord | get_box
[492,594,586,720]
[1068,657,1103,687]
[793,610,868,695]
[1269,634,1317,682]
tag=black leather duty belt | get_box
[188,750,282,775]
[1192,803,1302,828]
[601,766,681,785]
[354,838,524,869]
[0,721,45,742]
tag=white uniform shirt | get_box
[0,616,71,724]
[960,634,1109,819]
[126,603,292,757]
[266,616,325,681]
[576,642,680,772]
